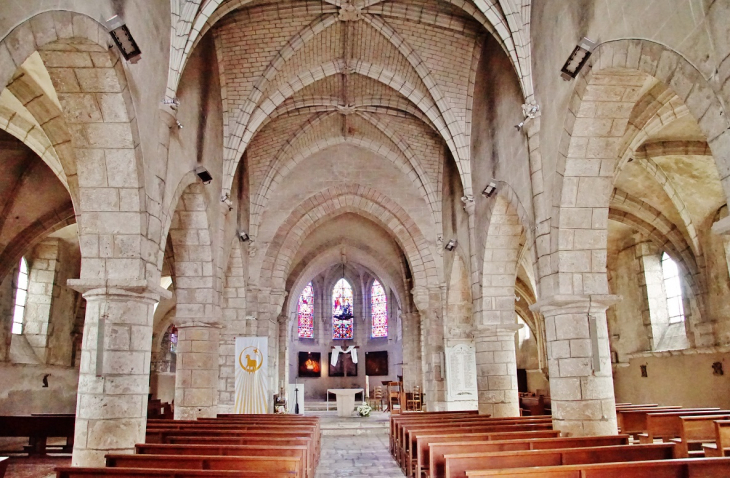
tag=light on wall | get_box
[195,166,213,184]
[237,230,250,242]
[482,181,497,197]
[444,239,457,251]
[560,37,595,81]
[104,16,142,63]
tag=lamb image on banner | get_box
[234,336,269,413]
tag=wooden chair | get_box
[388,381,402,414]
[407,386,422,411]
[370,385,383,411]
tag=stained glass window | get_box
[662,253,685,323]
[12,258,28,335]
[298,282,315,338]
[371,280,388,337]
[332,278,354,339]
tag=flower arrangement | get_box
[357,403,372,417]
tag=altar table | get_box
[326,388,364,417]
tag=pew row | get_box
[444,443,676,478]
[105,454,302,478]
[423,435,630,478]
[0,415,74,455]
[463,457,730,478]
[56,468,295,478]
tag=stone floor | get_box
[2,455,69,478]
[314,432,404,478]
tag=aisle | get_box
[315,433,405,478]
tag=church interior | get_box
[1,0,730,476]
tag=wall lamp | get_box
[237,230,250,242]
[444,239,457,251]
[104,16,142,63]
[560,37,595,81]
[482,181,497,198]
[195,166,213,184]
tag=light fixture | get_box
[195,166,213,184]
[560,37,595,81]
[175,120,183,129]
[104,16,142,63]
[237,230,250,242]
[444,239,457,251]
[482,181,497,197]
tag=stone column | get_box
[474,324,521,417]
[174,322,221,419]
[400,311,423,392]
[67,280,170,467]
[414,286,446,410]
[277,314,290,399]
[531,295,619,436]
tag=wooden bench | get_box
[704,420,730,457]
[462,457,730,477]
[135,444,311,478]
[667,415,730,457]
[56,468,295,478]
[618,407,715,436]
[397,416,550,465]
[403,420,553,474]
[401,420,553,470]
[0,457,8,478]
[638,410,730,443]
[423,435,629,478]
[391,412,479,454]
[444,443,675,478]
[0,415,74,455]
[106,454,302,478]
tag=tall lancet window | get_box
[298,282,315,338]
[662,252,685,323]
[371,280,388,337]
[12,257,29,334]
[332,278,354,339]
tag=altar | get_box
[326,388,364,417]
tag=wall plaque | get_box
[445,342,478,401]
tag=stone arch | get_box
[249,112,439,238]
[549,39,730,300]
[0,11,150,282]
[260,185,439,292]
[221,60,460,198]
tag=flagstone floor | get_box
[314,432,405,478]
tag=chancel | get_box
[1,1,730,477]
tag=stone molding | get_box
[530,294,621,316]
[473,323,522,337]
[67,278,172,301]
[711,216,730,236]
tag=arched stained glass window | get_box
[332,278,353,339]
[12,258,29,335]
[298,282,315,338]
[371,280,388,337]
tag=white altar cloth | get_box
[326,388,364,417]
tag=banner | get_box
[234,336,269,414]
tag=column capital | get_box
[411,287,430,312]
[67,278,172,302]
[530,294,620,316]
[175,320,223,329]
[712,215,730,235]
[159,103,178,127]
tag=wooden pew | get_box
[638,410,730,444]
[391,412,478,454]
[462,457,730,478]
[397,416,550,465]
[672,415,730,458]
[135,444,311,478]
[704,420,730,457]
[401,419,552,470]
[56,468,295,478]
[0,415,74,455]
[106,454,302,477]
[404,419,552,474]
[423,435,629,478]
[147,428,315,444]
[0,457,8,478]
[618,407,715,436]
[444,443,675,478]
